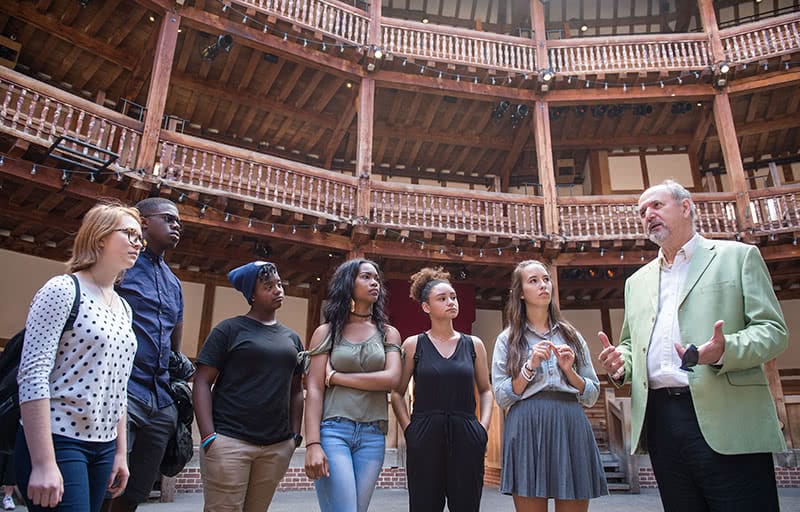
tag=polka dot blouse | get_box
[17,274,137,442]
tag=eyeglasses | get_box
[144,213,182,231]
[114,228,147,249]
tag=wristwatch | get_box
[292,433,303,447]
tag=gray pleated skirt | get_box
[500,391,609,499]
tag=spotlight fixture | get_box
[511,104,529,128]
[540,68,554,82]
[201,34,233,60]
[580,24,588,32]
[491,100,511,121]
[575,105,588,116]
[548,107,565,121]
[671,102,693,114]
[632,104,653,116]
[422,17,429,23]
[590,105,607,118]
[606,105,624,118]
[374,49,383,59]
[79,0,89,6]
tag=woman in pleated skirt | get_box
[491,260,607,512]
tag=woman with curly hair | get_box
[492,260,607,512]
[391,267,493,512]
[303,259,402,512]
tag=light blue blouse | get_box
[492,323,600,410]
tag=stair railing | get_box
[604,387,640,493]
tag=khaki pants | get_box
[199,433,295,512]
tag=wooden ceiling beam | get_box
[170,72,337,129]
[1,0,136,70]
[726,69,800,96]
[706,113,800,142]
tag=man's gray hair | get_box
[655,179,695,220]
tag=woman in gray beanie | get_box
[192,261,304,512]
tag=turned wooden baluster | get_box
[35,97,50,139]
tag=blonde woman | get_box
[15,203,142,511]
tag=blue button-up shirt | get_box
[117,248,183,409]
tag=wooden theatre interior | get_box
[1,0,799,492]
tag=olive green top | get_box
[322,329,400,434]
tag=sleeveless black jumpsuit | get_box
[404,333,488,512]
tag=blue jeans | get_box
[15,427,116,512]
[314,417,385,512]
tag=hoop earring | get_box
[350,298,356,313]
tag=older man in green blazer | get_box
[599,180,788,512]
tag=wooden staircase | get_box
[601,451,632,493]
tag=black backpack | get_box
[0,274,80,452]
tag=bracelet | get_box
[523,361,535,373]
[306,441,322,448]
[201,433,217,449]
[325,370,337,388]
[521,365,536,382]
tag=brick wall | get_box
[638,465,800,489]
[173,465,407,493]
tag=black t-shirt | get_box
[196,316,302,446]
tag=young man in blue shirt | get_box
[107,197,184,511]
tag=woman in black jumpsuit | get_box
[391,268,494,512]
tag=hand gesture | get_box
[528,340,554,370]
[27,461,63,508]
[107,453,130,498]
[555,344,576,371]
[304,444,329,480]
[598,331,625,381]
[675,320,725,366]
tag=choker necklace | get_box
[350,311,372,318]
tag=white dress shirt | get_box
[647,233,699,389]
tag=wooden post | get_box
[697,0,725,64]
[305,287,323,348]
[355,77,375,222]
[530,0,548,69]
[712,93,753,232]
[197,282,216,353]
[533,101,559,237]
[765,359,793,449]
[549,260,560,308]
[135,13,180,171]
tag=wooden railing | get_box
[226,1,798,76]
[369,182,545,237]
[558,194,739,241]
[229,0,370,46]
[381,20,537,73]
[721,13,800,65]
[605,388,640,493]
[157,131,358,221]
[549,33,711,75]
[0,67,141,170]
[748,185,800,236]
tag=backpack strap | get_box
[64,274,81,333]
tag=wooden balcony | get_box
[369,182,545,238]
[720,13,800,66]
[0,67,141,171]
[1,65,798,245]
[229,0,371,46]
[226,0,799,78]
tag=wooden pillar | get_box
[529,0,548,69]
[305,287,324,347]
[196,281,216,353]
[696,0,725,64]
[135,13,180,171]
[549,261,560,309]
[765,359,793,449]
[533,100,558,237]
[600,308,613,345]
[355,77,375,222]
[712,93,753,231]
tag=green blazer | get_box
[616,236,788,455]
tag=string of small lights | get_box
[209,0,800,90]
[0,154,674,258]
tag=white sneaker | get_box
[2,495,14,510]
